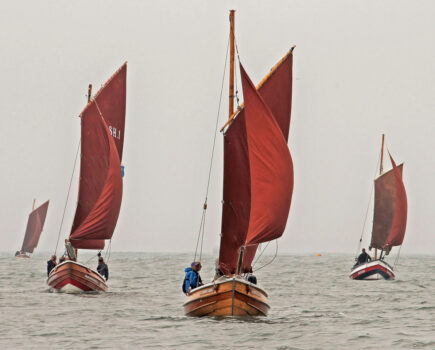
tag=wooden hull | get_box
[47,260,107,292]
[183,277,270,317]
[349,259,395,280]
[15,254,30,258]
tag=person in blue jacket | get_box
[183,261,203,295]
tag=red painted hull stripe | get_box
[350,264,394,279]
[55,278,93,292]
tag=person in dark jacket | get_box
[183,261,203,295]
[356,248,372,265]
[47,255,57,276]
[97,257,109,280]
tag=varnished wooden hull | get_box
[183,277,269,317]
[47,260,107,292]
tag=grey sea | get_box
[0,252,434,349]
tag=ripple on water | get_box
[0,253,434,349]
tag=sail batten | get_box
[69,64,126,250]
[370,154,407,253]
[21,200,49,254]
[219,55,294,275]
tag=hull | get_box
[47,260,107,292]
[183,277,270,317]
[349,259,395,280]
[15,254,30,258]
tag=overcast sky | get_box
[1,1,434,256]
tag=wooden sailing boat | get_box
[15,199,49,258]
[350,135,408,280]
[184,11,294,316]
[47,63,126,292]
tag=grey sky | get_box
[1,1,433,255]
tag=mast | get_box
[229,10,235,119]
[74,84,92,259]
[375,134,385,260]
[88,84,92,103]
[229,9,245,275]
[380,134,385,176]
[32,199,36,211]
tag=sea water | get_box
[0,252,434,349]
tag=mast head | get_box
[87,84,93,103]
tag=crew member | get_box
[97,256,109,280]
[183,261,203,295]
[356,248,372,265]
[47,255,57,276]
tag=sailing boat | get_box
[15,199,50,258]
[47,63,126,292]
[184,11,294,316]
[350,134,407,280]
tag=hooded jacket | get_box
[183,267,202,293]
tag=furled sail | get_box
[21,200,49,254]
[219,56,294,275]
[370,154,407,254]
[69,64,126,250]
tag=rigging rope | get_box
[105,239,112,263]
[54,139,81,255]
[193,32,230,262]
[393,245,402,270]
[253,240,278,273]
[354,150,382,259]
[252,242,270,269]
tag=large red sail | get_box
[219,56,294,275]
[69,64,126,250]
[370,155,407,253]
[21,200,49,254]
[88,63,126,161]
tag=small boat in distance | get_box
[350,134,408,280]
[184,11,294,317]
[47,63,126,292]
[15,199,49,258]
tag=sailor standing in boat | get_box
[47,255,57,276]
[356,248,372,266]
[97,256,109,280]
[183,261,203,295]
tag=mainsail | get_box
[370,154,407,254]
[69,64,126,250]
[21,200,50,254]
[219,55,294,275]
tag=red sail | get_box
[86,63,127,161]
[219,58,294,275]
[69,64,126,250]
[370,155,407,253]
[241,52,293,270]
[241,64,293,245]
[21,200,49,254]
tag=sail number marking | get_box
[109,126,121,140]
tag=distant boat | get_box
[47,63,126,292]
[350,135,407,280]
[15,199,49,258]
[184,11,294,316]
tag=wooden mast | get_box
[380,134,385,176]
[87,84,92,103]
[229,10,235,119]
[32,199,36,211]
[229,9,244,275]
[73,84,92,260]
[375,134,385,260]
